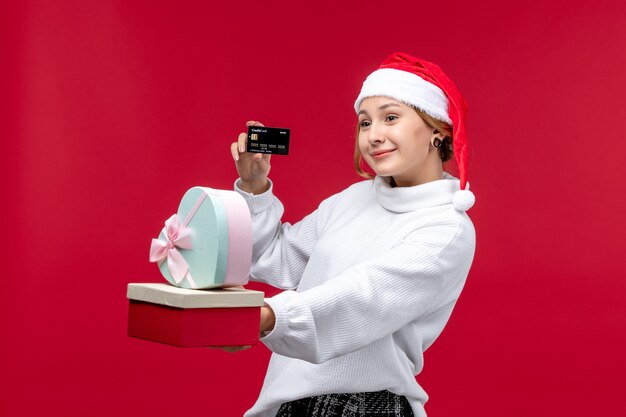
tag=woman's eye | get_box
[360,120,371,128]
[385,115,398,122]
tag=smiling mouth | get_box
[371,149,395,159]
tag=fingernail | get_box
[234,154,239,161]
[239,145,245,153]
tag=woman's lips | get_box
[371,149,395,159]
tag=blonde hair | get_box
[353,107,453,179]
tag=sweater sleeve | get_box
[260,216,475,364]
[234,178,322,290]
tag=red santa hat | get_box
[354,52,475,211]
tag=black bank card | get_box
[247,126,290,155]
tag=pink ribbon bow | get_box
[149,214,193,284]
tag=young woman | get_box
[229,52,476,417]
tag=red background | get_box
[2,1,625,416]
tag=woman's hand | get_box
[231,120,271,195]
[208,305,275,353]
[260,305,276,334]
[208,345,252,353]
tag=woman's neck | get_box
[391,160,443,188]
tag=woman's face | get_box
[357,96,442,187]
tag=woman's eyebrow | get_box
[358,102,401,116]
[379,103,401,110]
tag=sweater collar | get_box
[374,172,461,212]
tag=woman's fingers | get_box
[240,121,265,154]
[225,345,251,352]
[230,141,240,161]
[231,121,271,186]
[207,345,252,352]
[237,131,247,154]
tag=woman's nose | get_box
[367,124,385,144]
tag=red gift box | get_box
[127,283,264,347]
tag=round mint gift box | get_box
[150,187,253,289]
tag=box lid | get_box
[127,283,264,308]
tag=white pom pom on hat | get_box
[355,52,475,211]
[453,188,475,211]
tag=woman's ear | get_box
[432,129,445,140]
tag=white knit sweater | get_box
[235,173,476,417]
